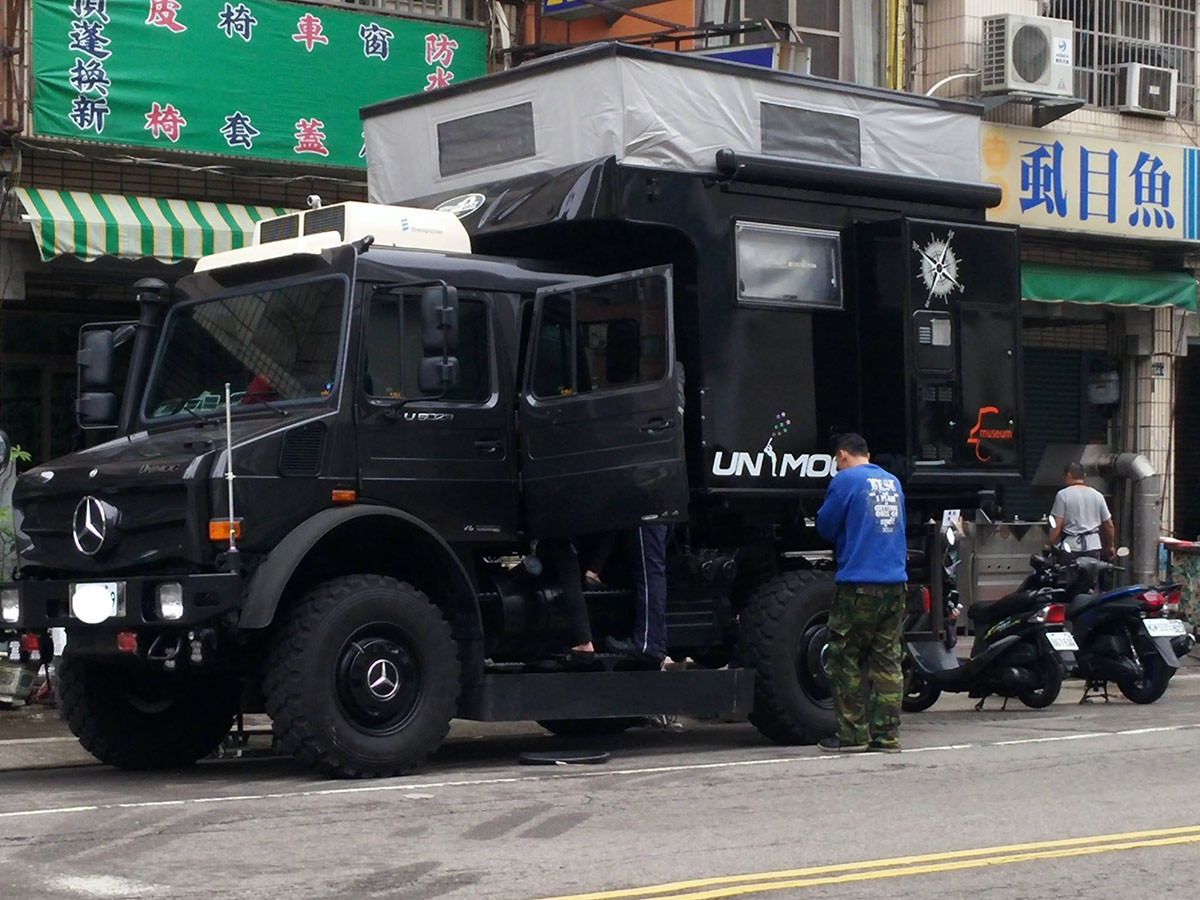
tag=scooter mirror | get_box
[944,526,957,547]
[1116,546,1131,558]
[1047,514,1058,529]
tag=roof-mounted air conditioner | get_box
[1115,63,1177,117]
[981,13,1075,98]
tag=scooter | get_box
[904,527,1077,711]
[1036,549,1197,704]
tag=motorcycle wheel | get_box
[1116,651,1173,704]
[901,658,942,713]
[1017,655,1065,709]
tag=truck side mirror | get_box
[420,285,459,356]
[418,356,461,394]
[79,329,115,391]
[76,327,120,429]
[0,430,9,474]
[76,392,120,428]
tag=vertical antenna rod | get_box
[224,382,238,553]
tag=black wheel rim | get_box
[796,616,834,709]
[335,624,422,736]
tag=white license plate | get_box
[1144,619,1188,638]
[1046,631,1079,652]
[70,582,121,624]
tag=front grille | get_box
[279,422,326,477]
[304,206,346,239]
[259,215,300,243]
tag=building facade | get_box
[1,0,487,465]
[912,0,1200,544]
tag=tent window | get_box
[760,103,861,166]
[437,102,536,177]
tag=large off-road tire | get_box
[58,654,239,770]
[1116,648,1173,704]
[738,570,837,744]
[901,657,942,713]
[264,575,460,778]
[1017,654,1065,709]
[537,718,641,737]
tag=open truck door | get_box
[518,266,688,537]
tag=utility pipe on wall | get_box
[1083,451,1161,585]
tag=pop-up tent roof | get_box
[361,43,986,205]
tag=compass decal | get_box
[912,230,963,307]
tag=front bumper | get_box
[1,572,245,630]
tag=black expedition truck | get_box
[0,46,1024,776]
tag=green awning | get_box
[1022,263,1198,313]
[13,188,292,263]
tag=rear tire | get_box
[901,657,942,713]
[1117,650,1173,704]
[264,575,460,778]
[1017,654,1064,709]
[538,718,641,737]
[738,570,836,744]
[58,654,239,770]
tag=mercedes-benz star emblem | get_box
[72,496,109,557]
[366,658,401,701]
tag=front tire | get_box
[1116,649,1173,704]
[58,655,239,770]
[1017,653,1065,709]
[264,575,460,778]
[738,570,836,744]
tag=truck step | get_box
[459,666,754,722]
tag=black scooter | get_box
[904,528,1077,711]
[1038,550,1197,704]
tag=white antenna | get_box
[224,381,238,552]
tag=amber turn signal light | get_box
[331,489,357,504]
[208,519,243,542]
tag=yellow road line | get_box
[537,824,1200,900]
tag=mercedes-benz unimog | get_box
[0,45,1024,777]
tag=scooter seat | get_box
[968,591,1046,627]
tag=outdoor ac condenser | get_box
[1115,63,1178,117]
[981,13,1075,98]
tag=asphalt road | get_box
[3,676,1200,900]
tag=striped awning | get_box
[14,188,293,263]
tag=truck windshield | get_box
[144,276,346,420]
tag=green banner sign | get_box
[31,0,485,167]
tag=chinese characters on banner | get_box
[981,124,1200,242]
[33,0,486,167]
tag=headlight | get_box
[0,588,19,624]
[156,583,184,621]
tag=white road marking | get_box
[50,875,156,897]
[2,722,1198,824]
[0,736,82,745]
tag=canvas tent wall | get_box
[361,43,985,205]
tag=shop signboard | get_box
[542,0,663,20]
[31,0,485,168]
[982,123,1200,243]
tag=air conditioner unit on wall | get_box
[981,13,1075,98]
[1115,63,1178,117]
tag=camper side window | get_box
[735,222,842,310]
[531,278,669,399]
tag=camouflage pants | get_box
[826,583,905,748]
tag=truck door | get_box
[518,267,688,538]
[357,288,518,541]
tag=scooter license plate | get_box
[1046,631,1079,652]
[1144,619,1187,638]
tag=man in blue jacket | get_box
[816,433,907,754]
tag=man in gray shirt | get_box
[1047,462,1115,559]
